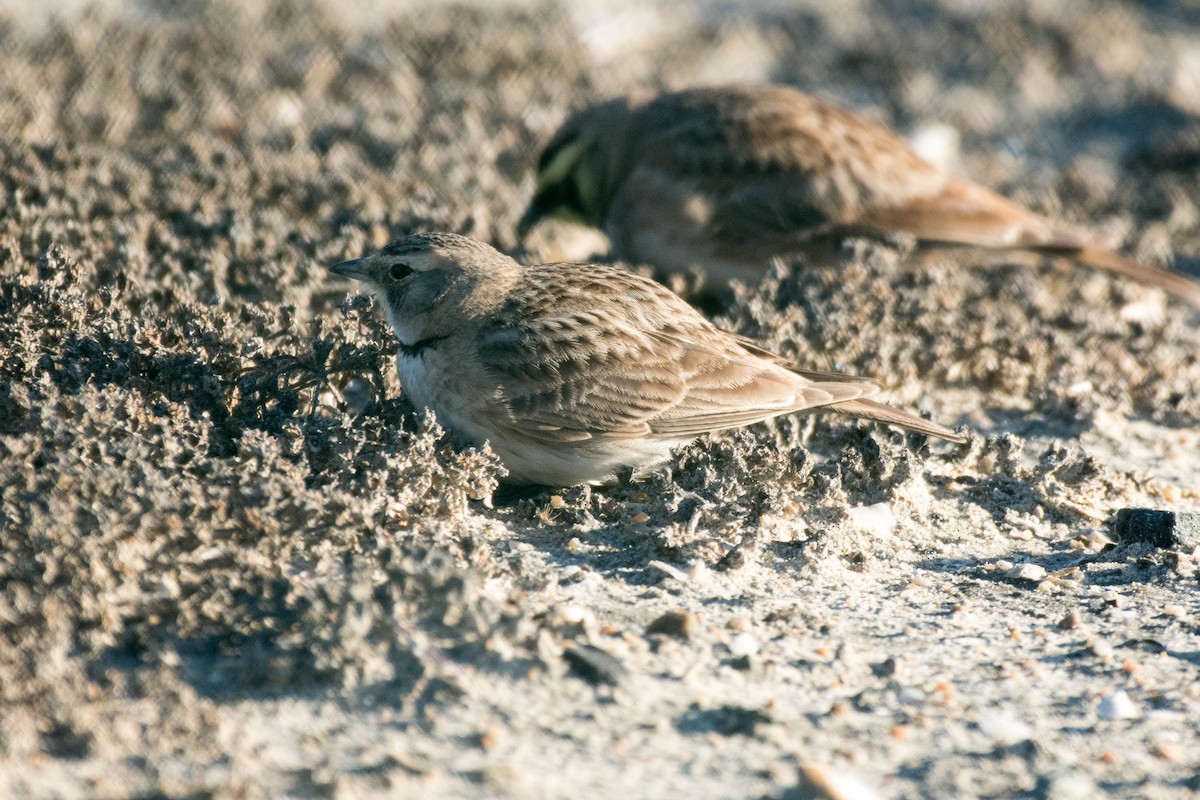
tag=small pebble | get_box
[846,503,896,536]
[908,121,961,170]
[464,763,521,789]
[932,680,955,704]
[1112,508,1200,550]
[646,611,696,638]
[795,761,883,800]
[647,560,690,583]
[978,713,1032,745]
[478,726,500,752]
[1008,563,1047,582]
[1153,741,1183,762]
[1097,689,1140,721]
[555,604,589,626]
[1065,380,1093,397]
[564,644,628,687]
[1043,769,1099,800]
[728,632,759,658]
[1055,566,1084,584]
[1057,609,1083,630]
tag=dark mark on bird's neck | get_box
[398,334,450,358]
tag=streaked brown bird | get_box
[519,84,1200,307]
[329,233,965,487]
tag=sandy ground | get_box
[2,1,1200,797]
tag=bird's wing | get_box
[635,87,1115,255]
[634,86,945,211]
[476,318,686,441]
[644,330,876,438]
[475,279,876,444]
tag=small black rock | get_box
[1113,508,1200,550]
[564,644,628,687]
[727,655,753,671]
[677,703,772,737]
[871,656,898,678]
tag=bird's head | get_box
[330,233,520,344]
[517,96,640,239]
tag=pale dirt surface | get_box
[1,1,1200,798]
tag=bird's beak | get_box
[329,256,371,282]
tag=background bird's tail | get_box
[1072,246,1200,309]
[864,177,1200,309]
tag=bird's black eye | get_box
[390,263,413,280]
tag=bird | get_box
[329,232,965,487]
[518,83,1200,307]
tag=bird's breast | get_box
[395,350,498,450]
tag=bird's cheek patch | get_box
[574,162,605,222]
[538,137,591,189]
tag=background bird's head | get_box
[518,96,640,238]
[330,233,520,344]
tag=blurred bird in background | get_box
[520,84,1200,308]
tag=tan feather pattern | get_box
[476,263,958,445]
[629,85,946,217]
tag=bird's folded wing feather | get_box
[477,317,876,443]
[633,86,947,229]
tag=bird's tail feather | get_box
[1072,246,1200,309]
[833,398,967,443]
